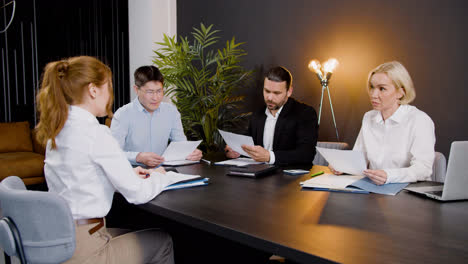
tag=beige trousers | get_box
[65,220,174,264]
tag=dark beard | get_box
[266,103,280,110]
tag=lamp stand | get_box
[318,80,339,140]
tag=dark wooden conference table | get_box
[137,164,468,264]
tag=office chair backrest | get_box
[313,142,350,166]
[0,176,76,264]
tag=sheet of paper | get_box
[218,129,254,157]
[214,157,264,167]
[300,173,364,189]
[163,160,200,166]
[162,140,202,162]
[316,147,367,175]
[150,171,201,190]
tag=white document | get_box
[152,171,201,188]
[300,173,364,189]
[316,147,367,175]
[163,178,209,191]
[162,140,202,162]
[163,160,200,166]
[218,129,254,157]
[214,157,264,167]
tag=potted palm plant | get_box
[153,23,252,153]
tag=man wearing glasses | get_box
[111,65,202,167]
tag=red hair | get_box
[35,56,113,148]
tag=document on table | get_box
[316,147,367,175]
[163,160,200,166]
[218,129,254,158]
[349,178,409,195]
[214,157,264,167]
[163,177,209,191]
[300,173,409,195]
[154,171,201,189]
[162,140,202,165]
[301,174,364,189]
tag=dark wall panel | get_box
[177,0,468,157]
[1,0,37,124]
[0,0,129,126]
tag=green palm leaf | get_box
[153,23,253,152]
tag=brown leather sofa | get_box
[0,121,45,185]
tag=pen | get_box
[310,170,324,177]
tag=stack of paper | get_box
[312,147,410,195]
[163,160,200,166]
[301,174,368,193]
[153,171,209,191]
[300,174,409,195]
[162,140,202,166]
[214,157,264,167]
[163,177,209,191]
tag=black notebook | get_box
[227,164,278,178]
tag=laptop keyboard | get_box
[427,190,443,196]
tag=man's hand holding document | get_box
[162,140,202,166]
[218,129,254,158]
[300,147,409,195]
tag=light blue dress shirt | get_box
[111,98,187,164]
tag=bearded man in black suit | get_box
[226,66,319,166]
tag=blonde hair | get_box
[367,61,416,104]
[36,56,113,149]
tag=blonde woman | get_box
[331,61,435,185]
[36,56,174,263]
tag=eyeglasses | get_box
[140,89,163,96]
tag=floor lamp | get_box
[308,58,340,140]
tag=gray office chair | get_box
[313,141,350,166]
[431,152,447,183]
[0,176,75,264]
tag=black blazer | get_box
[247,98,318,166]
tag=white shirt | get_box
[353,105,435,183]
[263,106,283,164]
[45,106,176,220]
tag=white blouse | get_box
[353,105,435,183]
[45,106,175,220]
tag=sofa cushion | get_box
[0,121,33,153]
[0,152,44,182]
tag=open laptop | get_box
[405,141,468,201]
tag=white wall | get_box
[128,0,177,100]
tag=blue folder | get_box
[163,178,209,191]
